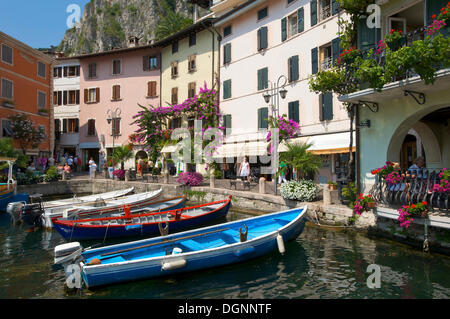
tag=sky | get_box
[0,0,91,49]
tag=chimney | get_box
[128,36,140,48]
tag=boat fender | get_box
[277,233,285,254]
[158,221,169,236]
[161,259,186,271]
[239,225,248,242]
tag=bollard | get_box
[163,171,169,184]
[125,170,130,182]
[323,184,331,205]
[62,171,67,181]
[259,177,266,194]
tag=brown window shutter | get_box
[156,55,160,70]
[143,56,149,71]
[152,82,157,96]
[95,88,100,103]
[84,89,88,103]
[116,85,120,99]
[148,82,157,97]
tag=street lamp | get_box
[262,75,288,195]
[107,107,122,171]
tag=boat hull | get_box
[78,206,306,288]
[0,190,28,212]
[53,199,229,241]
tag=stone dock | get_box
[17,178,450,255]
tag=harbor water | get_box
[1,208,450,299]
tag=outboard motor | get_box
[20,196,45,230]
[54,242,83,266]
[6,201,25,225]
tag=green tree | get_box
[280,142,322,180]
[112,145,134,170]
[8,113,46,155]
[0,138,28,170]
[154,0,193,41]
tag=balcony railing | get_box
[369,168,449,212]
[320,4,331,21]
[321,56,333,71]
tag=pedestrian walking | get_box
[89,157,97,179]
[238,156,250,182]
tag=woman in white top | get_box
[238,156,250,182]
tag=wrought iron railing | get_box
[369,168,449,212]
[320,57,333,71]
[320,4,331,21]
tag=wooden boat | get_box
[52,196,233,241]
[40,188,162,228]
[1,157,28,212]
[9,187,140,229]
[54,204,307,288]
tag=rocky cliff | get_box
[58,0,193,56]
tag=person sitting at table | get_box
[64,163,71,174]
[408,156,427,179]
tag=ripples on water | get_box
[1,211,450,299]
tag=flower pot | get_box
[329,184,337,191]
[367,201,376,209]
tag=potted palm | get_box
[279,142,322,180]
[327,181,338,190]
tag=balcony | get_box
[320,4,331,21]
[320,56,333,71]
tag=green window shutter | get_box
[258,107,269,130]
[288,101,299,123]
[281,17,287,42]
[223,79,231,99]
[311,47,318,74]
[310,0,317,27]
[297,7,304,33]
[223,43,231,64]
[321,93,333,121]
[258,67,268,91]
[426,0,447,25]
[331,0,340,15]
[332,37,340,65]
[224,115,232,132]
[357,16,381,52]
[258,26,268,51]
[289,55,299,82]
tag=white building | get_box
[52,57,81,160]
[208,0,354,183]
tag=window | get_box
[143,55,159,71]
[55,119,61,133]
[319,0,332,22]
[53,67,62,78]
[37,91,47,109]
[223,79,232,100]
[188,82,196,99]
[171,61,179,78]
[67,90,80,105]
[319,43,332,71]
[223,25,232,38]
[67,65,80,77]
[1,119,12,137]
[189,33,196,46]
[169,117,182,129]
[257,67,268,91]
[288,55,299,82]
[37,62,46,78]
[257,26,268,51]
[112,60,121,75]
[282,7,304,42]
[88,63,97,78]
[87,119,96,136]
[1,44,13,64]
[1,78,13,99]
[67,119,79,133]
[287,0,296,4]
[288,101,299,123]
[223,43,231,64]
[111,85,121,101]
[257,107,269,130]
[111,118,120,136]
[171,87,178,105]
[257,7,268,20]
[188,55,196,72]
[147,81,157,97]
[320,92,333,121]
[85,88,99,103]
[172,41,178,54]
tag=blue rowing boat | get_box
[52,196,230,241]
[54,205,307,288]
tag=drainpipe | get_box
[355,103,361,194]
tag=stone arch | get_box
[386,105,445,167]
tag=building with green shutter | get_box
[339,0,450,217]
[208,0,354,183]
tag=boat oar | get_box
[99,227,231,257]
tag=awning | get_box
[161,144,181,153]
[279,132,356,155]
[79,142,100,149]
[213,140,269,158]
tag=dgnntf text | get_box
[222,303,272,314]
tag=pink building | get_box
[76,39,161,170]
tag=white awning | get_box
[279,132,356,154]
[213,140,269,158]
[79,142,100,149]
